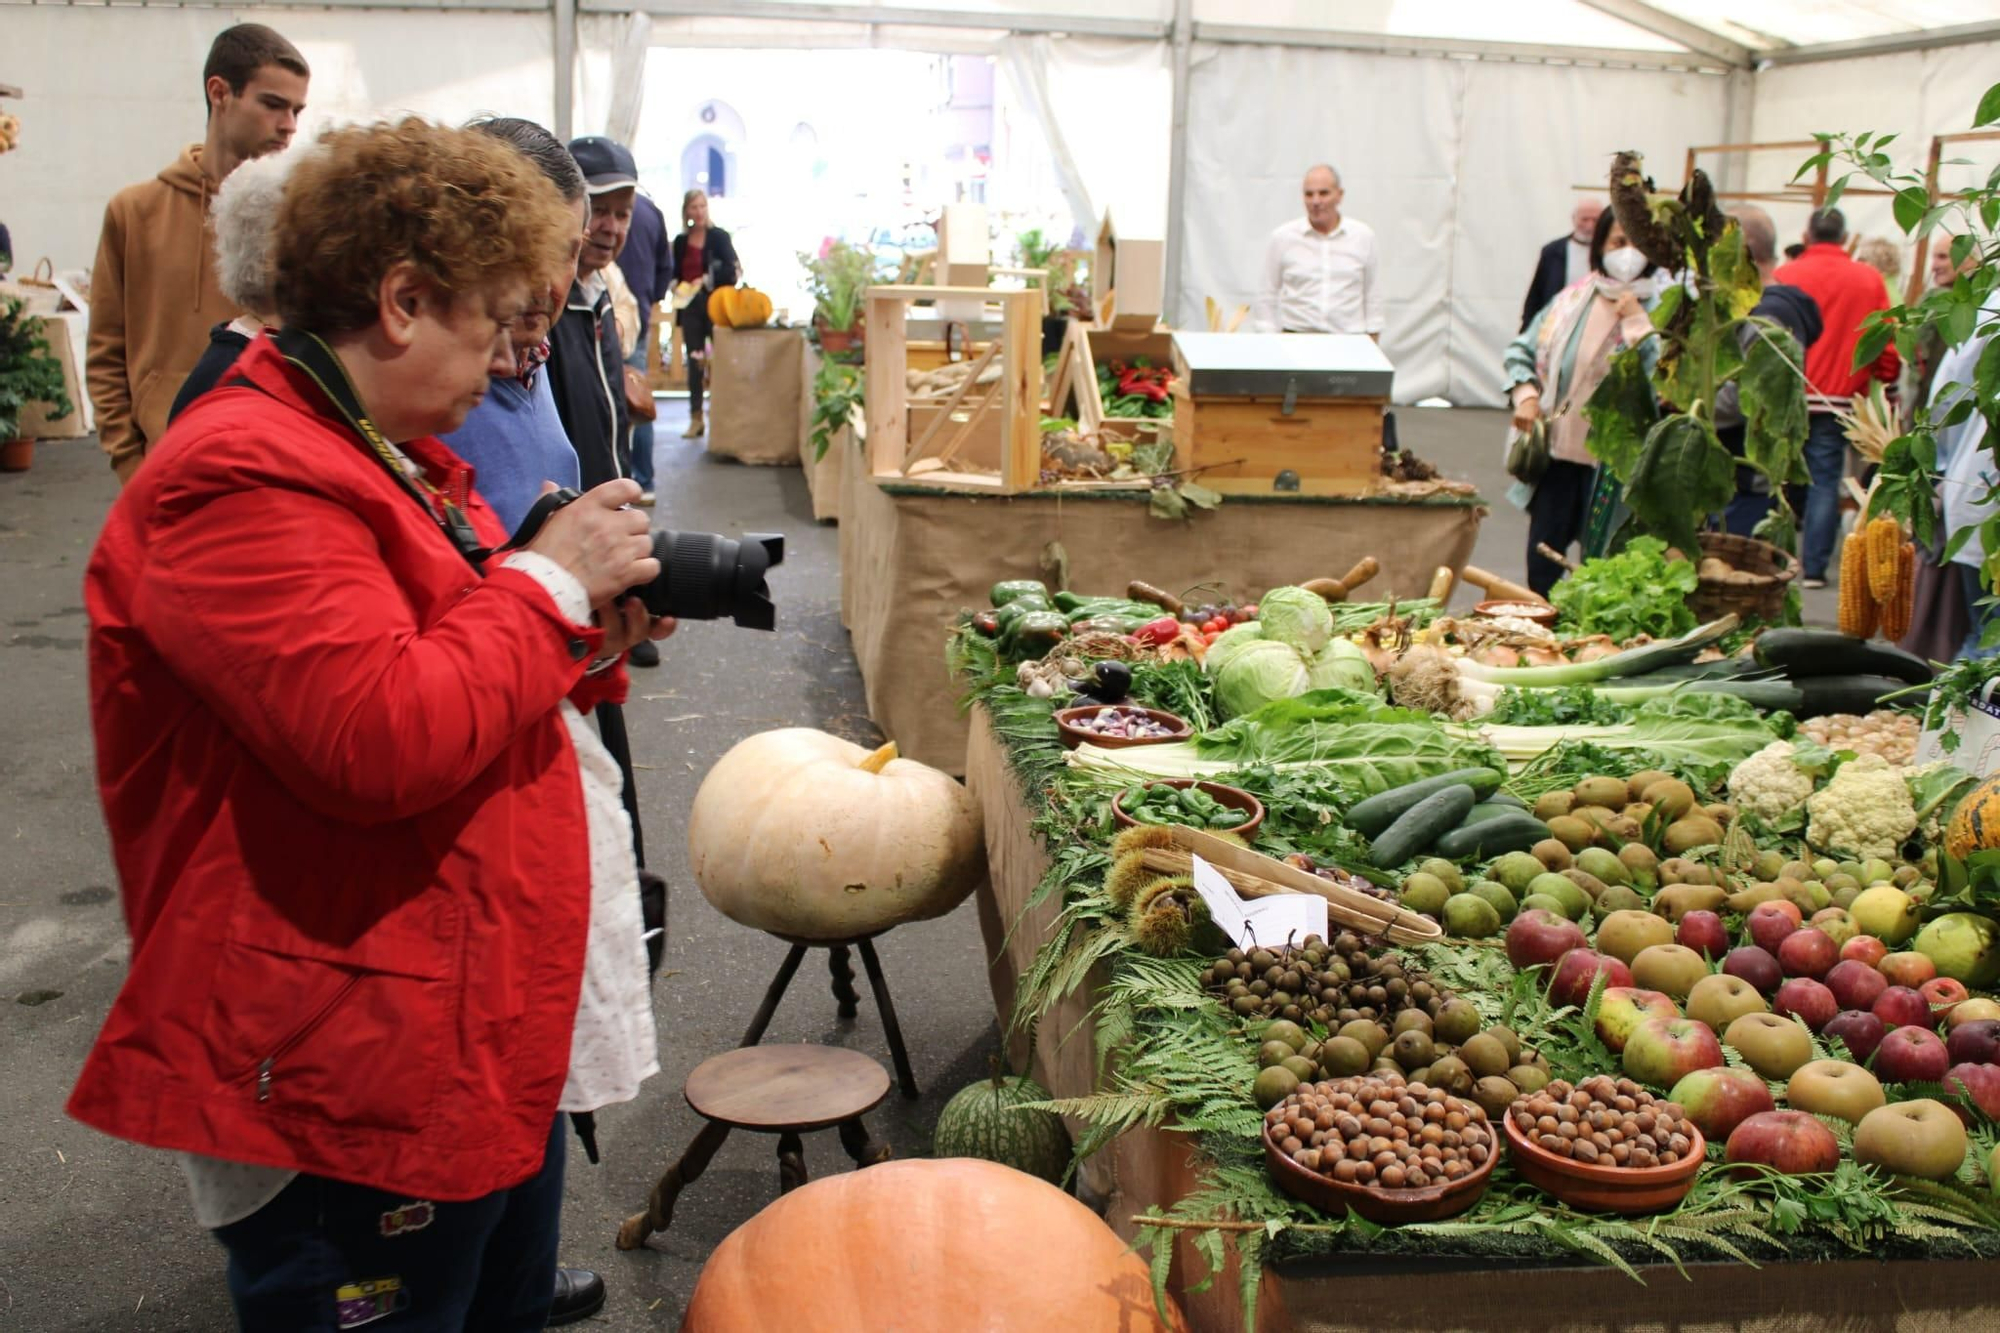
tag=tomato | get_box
[1239,603,1258,621]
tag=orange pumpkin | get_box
[707,285,773,330]
[1945,774,2000,862]
[681,1158,1189,1333]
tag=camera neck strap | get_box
[267,327,492,574]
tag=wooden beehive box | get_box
[1046,319,1175,444]
[1091,212,1165,332]
[1169,332,1391,496]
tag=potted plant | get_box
[0,295,71,471]
[799,240,883,357]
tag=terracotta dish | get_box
[1111,780,1265,839]
[1053,704,1193,751]
[1503,1112,1705,1215]
[1263,1120,1498,1225]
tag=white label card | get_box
[1188,854,1331,953]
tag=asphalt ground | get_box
[0,398,1837,1331]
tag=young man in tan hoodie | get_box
[88,23,309,483]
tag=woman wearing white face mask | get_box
[1503,210,1663,595]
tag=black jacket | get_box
[1522,235,1575,332]
[671,226,739,335]
[547,276,628,490]
[168,323,253,424]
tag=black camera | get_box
[509,488,783,630]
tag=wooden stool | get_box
[741,932,919,1098]
[616,1044,892,1250]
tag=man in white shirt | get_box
[1253,164,1384,338]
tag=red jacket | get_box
[70,338,626,1201]
[1774,242,1900,406]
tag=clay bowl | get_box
[1503,1112,1706,1215]
[1111,780,1264,839]
[1053,703,1193,751]
[1473,598,1558,626]
[1263,1119,1499,1225]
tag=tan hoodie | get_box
[87,144,240,478]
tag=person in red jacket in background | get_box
[1774,207,1901,587]
[70,118,673,1332]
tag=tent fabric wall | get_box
[1175,41,1727,406]
[4,6,554,274]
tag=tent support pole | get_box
[554,0,576,141]
[1162,0,1193,326]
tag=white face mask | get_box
[1602,247,1647,283]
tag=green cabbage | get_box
[1256,586,1334,653]
[1213,639,1311,717]
[1307,638,1378,694]
[1203,622,1267,677]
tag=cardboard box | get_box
[1915,679,2000,777]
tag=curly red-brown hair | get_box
[274,116,575,336]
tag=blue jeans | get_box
[214,1117,565,1332]
[1801,414,1850,579]
[626,339,655,491]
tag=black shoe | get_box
[547,1268,607,1326]
[628,639,661,668]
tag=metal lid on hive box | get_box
[1170,332,1394,401]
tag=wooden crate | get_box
[1047,319,1175,439]
[1171,389,1386,496]
[863,284,1043,493]
[1091,211,1165,332]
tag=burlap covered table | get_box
[964,709,2000,1333]
[839,467,1487,772]
[707,326,806,466]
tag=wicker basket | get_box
[1688,532,1797,623]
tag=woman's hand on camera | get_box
[527,480,658,606]
[597,597,678,661]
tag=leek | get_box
[1457,615,1740,686]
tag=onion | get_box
[1568,638,1622,662]
[1520,645,1566,666]
[1472,643,1522,668]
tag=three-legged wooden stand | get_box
[616,1045,891,1250]
[741,932,919,1099]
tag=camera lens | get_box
[635,529,784,629]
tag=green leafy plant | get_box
[808,357,862,461]
[1547,536,1698,641]
[797,240,885,334]
[1801,85,2000,646]
[1015,227,1060,271]
[1585,156,1811,557]
[0,296,70,442]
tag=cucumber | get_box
[1464,800,1524,825]
[1481,792,1529,810]
[1435,813,1551,861]
[1753,629,1934,686]
[1794,674,1915,718]
[1369,785,1477,869]
[1345,768,1505,838]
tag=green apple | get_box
[1596,909,1675,964]
[1913,913,2000,988]
[1723,1011,1814,1081]
[1853,1099,1969,1180]
[1687,973,1768,1034]
[1785,1059,1885,1124]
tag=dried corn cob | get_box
[1839,532,1879,638]
[1879,541,1916,642]
[1865,516,1902,602]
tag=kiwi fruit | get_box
[1532,838,1574,871]
[1641,778,1696,821]
[1459,1033,1510,1079]
[1573,776,1630,810]
[1546,815,1595,853]
[1626,769,1674,803]
[1621,802,1656,825]
[1534,790,1577,821]
[1703,802,1736,827]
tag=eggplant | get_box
[1792,674,1916,718]
[1753,629,1934,685]
[1091,660,1133,702]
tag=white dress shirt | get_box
[1254,214,1384,336]
[1565,235,1591,286]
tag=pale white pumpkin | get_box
[688,729,985,941]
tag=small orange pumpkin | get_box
[681,1158,1189,1332]
[1945,773,2000,862]
[707,285,773,330]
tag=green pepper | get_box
[999,610,1069,662]
[994,593,1054,629]
[991,580,1050,608]
[1052,590,1087,614]
[1210,809,1249,830]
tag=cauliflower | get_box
[1805,753,1918,861]
[1727,740,1816,824]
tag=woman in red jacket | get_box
[71,118,672,1332]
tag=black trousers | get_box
[678,309,712,413]
[1526,460,1596,597]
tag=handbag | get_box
[1505,418,1550,485]
[623,365,658,422]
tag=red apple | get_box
[1841,935,1890,969]
[1747,902,1802,953]
[1623,1015,1725,1089]
[1506,909,1589,971]
[1880,952,1939,988]
[1669,1066,1776,1141]
[1548,948,1633,1009]
[1946,1019,2000,1066]
[1874,1025,1952,1084]
[1722,945,1783,996]
[1725,1109,1842,1176]
[1824,959,1889,1013]
[1594,987,1682,1054]
[1872,986,1931,1030]
[1944,1063,2000,1122]
[1677,910,1730,961]
[1922,977,1971,1022]
[1778,928,1839,980]
[1772,978,1839,1032]
[1823,1009,1888,1065]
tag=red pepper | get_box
[1133,615,1181,647]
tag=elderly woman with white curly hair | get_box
[167,148,301,422]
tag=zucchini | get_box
[1481,792,1529,810]
[1464,800,1525,825]
[1346,768,1506,838]
[1753,629,1934,686]
[1436,813,1550,861]
[1794,674,1916,718]
[1370,785,1478,868]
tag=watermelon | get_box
[930,1073,1071,1185]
